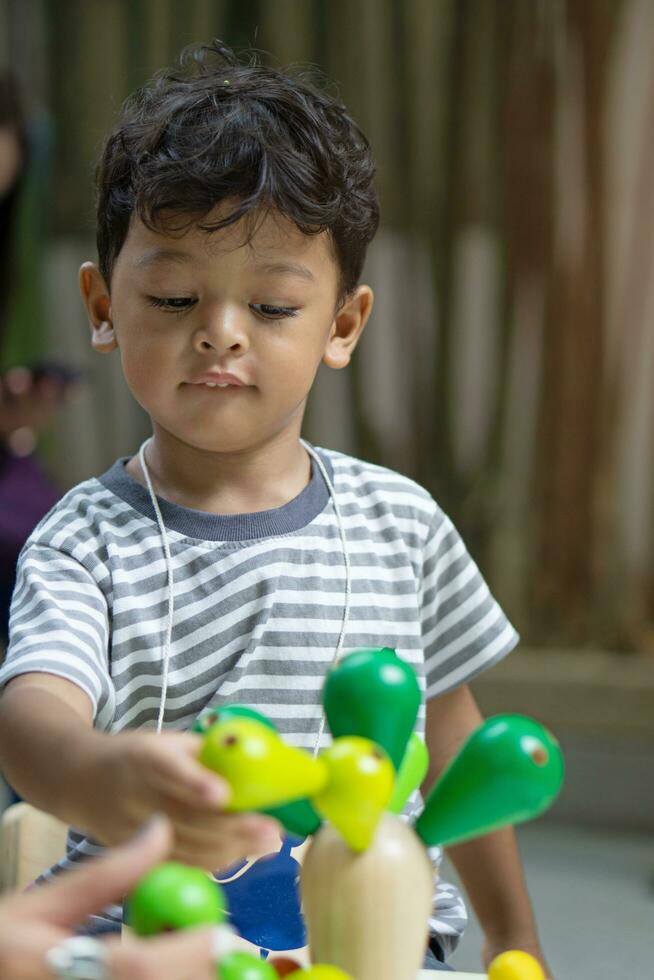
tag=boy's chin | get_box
[152,426,288,456]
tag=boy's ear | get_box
[79,261,117,353]
[322,285,374,370]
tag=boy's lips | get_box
[187,371,248,388]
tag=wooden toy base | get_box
[302,814,435,980]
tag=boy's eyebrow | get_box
[135,247,193,269]
[134,250,315,283]
[253,261,316,283]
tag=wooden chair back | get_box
[0,802,68,892]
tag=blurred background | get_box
[0,1,652,976]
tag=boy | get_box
[0,41,549,974]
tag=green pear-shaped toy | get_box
[323,649,421,771]
[192,703,277,735]
[387,732,429,814]
[312,736,394,851]
[199,717,327,812]
[127,862,225,935]
[414,714,564,848]
[261,797,322,837]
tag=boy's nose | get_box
[192,308,250,355]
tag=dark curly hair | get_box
[95,40,380,304]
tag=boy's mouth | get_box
[187,371,248,388]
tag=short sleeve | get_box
[420,509,519,699]
[0,544,115,728]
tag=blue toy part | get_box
[215,833,307,954]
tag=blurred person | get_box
[0,70,79,645]
[0,814,228,979]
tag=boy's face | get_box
[80,205,372,456]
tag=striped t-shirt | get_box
[0,444,518,953]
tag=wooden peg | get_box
[301,812,434,980]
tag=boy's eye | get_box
[250,304,299,320]
[147,296,196,313]
[146,297,298,319]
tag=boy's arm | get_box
[0,673,100,827]
[422,683,552,978]
[0,672,280,869]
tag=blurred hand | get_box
[0,365,81,455]
[0,815,225,979]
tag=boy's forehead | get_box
[120,205,338,280]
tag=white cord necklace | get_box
[138,437,352,753]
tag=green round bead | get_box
[127,862,225,936]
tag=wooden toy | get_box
[268,956,305,976]
[127,861,225,934]
[487,949,546,979]
[261,796,322,837]
[301,813,433,980]
[196,705,323,834]
[300,710,562,979]
[286,967,354,978]
[193,703,278,735]
[311,736,394,850]
[199,717,327,811]
[323,648,421,770]
[128,649,563,978]
[387,732,429,813]
[218,951,278,978]
[415,715,564,848]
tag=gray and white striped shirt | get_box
[0,444,518,952]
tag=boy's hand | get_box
[78,730,281,870]
[0,677,279,872]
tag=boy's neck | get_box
[126,428,313,516]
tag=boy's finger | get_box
[172,811,281,855]
[148,738,230,808]
[172,834,280,872]
[18,815,172,927]
[107,926,217,980]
